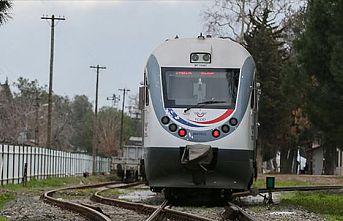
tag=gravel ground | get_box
[169,206,223,220]
[54,186,149,221]
[170,203,327,221]
[1,182,336,221]
[0,185,149,221]
[73,199,149,221]
[112,186,330,221]
[245,204,326,221]
[235,193,326,221]
[0,192,86,221]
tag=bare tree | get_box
[202,0,305,43]
[0,80,16,143]
[97,107,121,156]
[0,0,12,26]
[51,95,73,150]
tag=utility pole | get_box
[41,14,65,148]
[119,88,130,149]
[90,65,106,174]
[106,94,120,107]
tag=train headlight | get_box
[203,54,210,62]
[212,129,220,138]
[229,118,238,126]
[178,129,187,137]
[191,54,199,62]
[161,116,170,125]
[169,123,177,132]
[190,53,211,63]
[221,124,230,133]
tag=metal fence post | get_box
[33,147,36,180]
[38,148,41,179]
[24,146,28,182]
[63,151,66,177]
[1,144,4,185]
[7,145,9,184]
[18,145,20,184]
[12,145,15,184]
[29,146,32,181]
[22,162,27,186]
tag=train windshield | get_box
[161,68,240,109]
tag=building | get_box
[336,148,343,176]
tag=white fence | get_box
[0,144,111,185]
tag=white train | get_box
[141,35,258,199]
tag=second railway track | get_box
[42,181,343,221]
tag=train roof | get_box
[149,37,252,68]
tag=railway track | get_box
[42,181,123,221]
[43,181,343,221]
[92,186,217,221]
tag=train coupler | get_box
[180,144,214,185]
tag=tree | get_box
[203,0,304,42]
[70,95,93,153]
[51,95,73,150]
[97,106,137,156]
[97,107,120,156]
[0,79,15,143]
[297,0,343,174]
[10,78,48,145]
[0,0,12,25]
[244,9,291,172]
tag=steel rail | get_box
[145,200,168,221]
[92,188,216,221]
[221,202,257,221]
[42,181,143,221]
[225,185,343,221]
[232,185,343,198]
[44,190,111,221]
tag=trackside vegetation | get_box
[250,175,343,220]
[281,192,343,221]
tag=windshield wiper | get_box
[183,100,227,113]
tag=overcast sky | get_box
[0,0,212,108]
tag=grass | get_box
[0,191,15,209]
[281,191,343,221]
[4,175,114,191]
[252,178,310,189]
[0,190,15,220]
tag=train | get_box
[112,137,145,182]
[141,35,258,200]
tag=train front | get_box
[143,36,257,194]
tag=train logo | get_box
[194,112,206,118]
